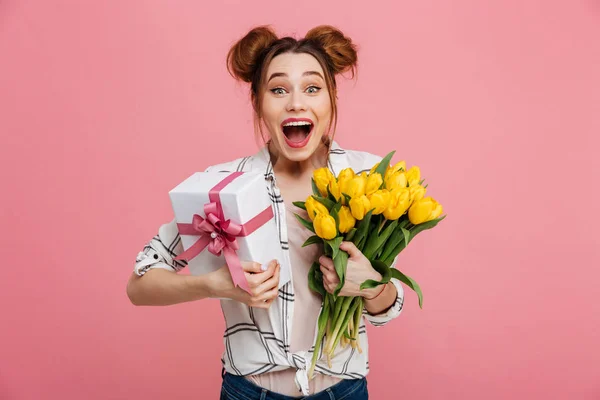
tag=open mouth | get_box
[281,120,314,145]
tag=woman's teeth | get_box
[283,121,312,127]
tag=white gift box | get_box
[169,171,290,290]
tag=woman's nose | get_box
[286,91,307,112]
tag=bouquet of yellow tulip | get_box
[293,150,445,378]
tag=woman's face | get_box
[261,52,332,163]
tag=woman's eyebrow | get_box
[267,71,325,82]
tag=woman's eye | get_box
[306,86,321,94]
[270,88,286,95]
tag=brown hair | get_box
[226,25,358,149]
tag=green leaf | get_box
[344,228,357,242]
[313,195,336,211]
[342,193,352,204]
[302,235,322,248]
[373,151,396,177]
[401,227,411,247]
[407,215,446,245]
[292,201,307,211]
[352,209,374,251]
[332,202,342,213]
[379,224,405,263]
[325,237,343,260]
[308,262,325,297]
[333,250,349,297]
[360,260,392,290]
[294,213,315,233]
[369,219,399,260]
[382,238,408,266]
[311,178,321,197]
[391,268,423,309]
[377,220,399,253]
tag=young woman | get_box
[127,25,404,400]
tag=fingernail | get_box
[261,263,268,271]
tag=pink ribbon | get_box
[174,172,274,293]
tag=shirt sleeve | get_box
[362,277,405,327]
[134,165,213,276]
[134,218,188,276]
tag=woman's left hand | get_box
[319,241,383,298]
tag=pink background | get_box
[1,1,599,399]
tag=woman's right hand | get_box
[208,259,280,309]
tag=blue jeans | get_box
[220,370,368,400]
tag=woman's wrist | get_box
[363,283,387,301]
[203,266,236,299]
[360,270,384,299]
[185,274,215,299]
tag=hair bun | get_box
[305,25,358,77]
[227,26,278,82]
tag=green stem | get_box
[329,297,361,357]
[353,297,363,340]
[324,296,353,355]
[308,296,330,379]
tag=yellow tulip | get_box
[365,173,383,196]
[314,212,337,239]
[349,195,371,220]
[408,197,443,225]
[368,162,381,175]
[328,178,341,201]
[368,189,390,215]
[338,168,356,204]
[385,171,408,191]
[346,174,367,199]
[383,187,411,220]
[337,206,356,233]
[406,166,421,186]
[385,160,406,181]
[408,184,426,204]
[313,167,334,197]
[305,195,329,221]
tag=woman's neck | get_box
[268,140,330,179]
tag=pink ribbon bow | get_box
[174,172,274,293]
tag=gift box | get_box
[169,171,290,293]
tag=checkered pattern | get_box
[134,140,404,391]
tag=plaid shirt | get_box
[134,140,404,395]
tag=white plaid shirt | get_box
[134,140,404,395]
